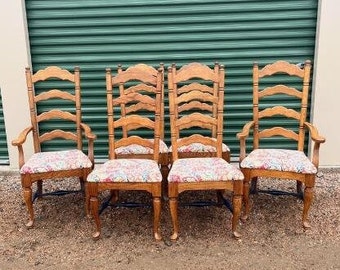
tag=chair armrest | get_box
[80,123,97,166]
[80,123,97,140]
[236,121,255,162]
[304,122,326,144]
[11,126,33,146]
[304,122,326,168]
[11,126,33,169]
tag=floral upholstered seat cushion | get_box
[168,157,244,183]
[169,138,230,153]
[115,139,168,155]
[240,149,317,174]
[87,159,162,183]
[20,149,92,174]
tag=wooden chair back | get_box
[168,62,225,162]
[25,66,84,153]
[252,60,312,151]
[106,64,163,162]
[117,63,165,141]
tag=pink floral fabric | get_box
[169,139,230,153]
[168,157,244,183]
[115,139,168,155]
[240,149,317,174]
[87,159,162,183]
[20,149,92,174]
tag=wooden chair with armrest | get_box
[237,60,325,228]
[12,66,96,227]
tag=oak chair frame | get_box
[87,65,163,240]
[167,62,243,240]
[237,60,325,228]
[12,66,96,227]
[116,63,169,186]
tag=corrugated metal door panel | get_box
[25,0,318,160]
[0,89,9,164]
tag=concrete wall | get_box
[0,0,339,169]
[312,0,340,167]
[0,0,33,170]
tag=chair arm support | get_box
[11,126,33,169]
[304,122,326,168]
[236,121,255,162]
[80,123,96,166]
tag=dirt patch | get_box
[0,168,339,269]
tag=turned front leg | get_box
[23,186,34,227]
[169,196,179,240]
[90,196,101,239]
[152,196,162,241]
[22,175,34,227]
[232,180,243,238]
[302,175,315,229]
[242,179,250,221]
[88,183,101,239]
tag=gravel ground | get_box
[0,168,339,270]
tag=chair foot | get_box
[92,231,101,239]
[26,220,34,228]
[170,232,179,241]
[233,230,241,239]
[154,232,162,241]
[303,220,311,229]
[240,214,248,223]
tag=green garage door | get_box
[0,88,9,164]
[25,0,318,161]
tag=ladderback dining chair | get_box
[12,66,96,227]
[87,64,163,240]
[237,60,325,228]
[167,62,244,240]
[167,62,230,163]
[115,63,169,183]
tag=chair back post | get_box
[74,66,83,150]
[153,67,163,162]
[168,64,178,161]
[252,62,260,150]
[159,63,165,141]
[212,62,220,138]
[216,63,225,158]
[117,64,128,138]
[25,67,41,153]
[106,67,116,160]
[298,60,312,151]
